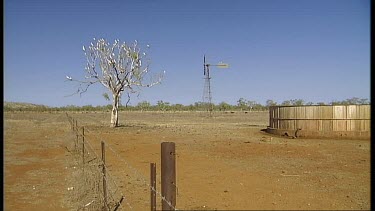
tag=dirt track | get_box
[4,111,370,210]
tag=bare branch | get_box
[125,92,131,107]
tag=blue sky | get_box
[4,0,370,107]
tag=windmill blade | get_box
[203,55,206,75]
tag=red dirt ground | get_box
[4,111,370,210]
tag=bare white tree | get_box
[67,38,164,127]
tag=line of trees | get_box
[4,97,370,112]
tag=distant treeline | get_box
[4,97,370,112]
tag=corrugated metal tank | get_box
[267,105,370,139]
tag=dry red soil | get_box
[4,111,370,210]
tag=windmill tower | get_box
[202,55,229,116]
[202,55,213,114]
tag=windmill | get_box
[202,55,229,116]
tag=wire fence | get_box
[65,113,177,211]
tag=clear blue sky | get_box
[4,0,370,107]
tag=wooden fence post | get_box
[150,163,156,211]
[161,142,176,210]
[101,141,108,211]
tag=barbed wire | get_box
[72,136,131,210]
[83,127,177,210]
[77,135,132,211]
[66,114,178,210]
[66,114,133,210]
[106,143,178,210]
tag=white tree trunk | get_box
[110,93,119,127]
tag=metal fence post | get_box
[75,121,79,150]
[82,127,85,172]
[161,142,176,210]
[150,163,156,211]
[101,141,108,211]
[72,118,77,149]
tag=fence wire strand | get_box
[84,127,178,210]
[66,113,178,210]
[66,114,132,211]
